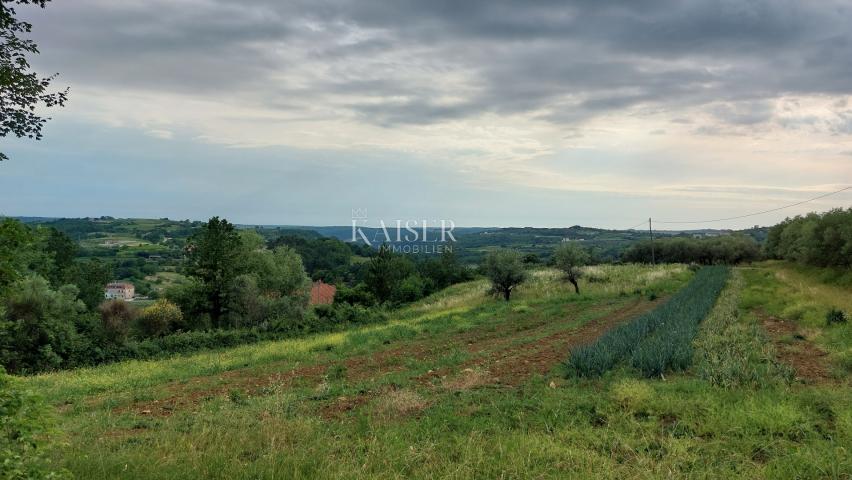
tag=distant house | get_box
[104,282,135,301]
[309,281,336,305]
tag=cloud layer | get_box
[5,0,851,226]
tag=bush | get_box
[335,283,376,306]
[98,300,136,342]
[826,308,848,326]
[0,276,85,374]
[0,367,69,479]
[138,299,183,337]
[765,208,852,268]
[623,235,760,265]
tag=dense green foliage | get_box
[0,366,68,479]
[183,217,245,326]
[566,266,729,377]
[481,249,527,301]
[623,235,760,264]
[552,242,590,294]
[765,208,852,268]
[0,276,86,374]
[1,0,68,162]
[0,216,477,374]
[268,234,369,282]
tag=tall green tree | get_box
[70,259,112,310]
[184,217,243,327]
[364,246,414,303]
[1,0,68,161]
[44,227,76,286]
[553,242,590,294]
[481,249,527,301]
[0,275,84,373]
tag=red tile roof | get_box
[310,281,336,305]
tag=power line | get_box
[622,220,648,230]
[653,185,852,225]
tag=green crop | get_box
[566,266,729,378]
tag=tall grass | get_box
[693,270,792,388]
[566,266,729,378]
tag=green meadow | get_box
[21,263,852,479]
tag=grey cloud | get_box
[19,0,852,129]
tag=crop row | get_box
[565,266,729,378]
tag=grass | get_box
[740,261,852,378]
[17,263,852,479]
[693,269,793,388]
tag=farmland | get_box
[20,262,851,479]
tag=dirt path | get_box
[119,296,665,416]
[485,296,664,385]
[417,296,666,387]
[761,315,833,384]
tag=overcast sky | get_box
[1,0,851,228]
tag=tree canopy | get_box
[481,249,527,301]
[1,0,68,161]
[553,242,590,294]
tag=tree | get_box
[1,0,68,161]
[247,245,310,299]
[70,259,112,310]
[184,217,243,327]
[553,242,590,294]
[0,275,84,373]
[364,246,414,303]
[43,227,76,286]
[138,299,182,337]
[0,218,38,291]
[481,249,527,301]
[98,299,135,342]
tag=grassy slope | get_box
[23,263,852,479]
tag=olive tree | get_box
[481,249,527,301]
[553,242,590,294]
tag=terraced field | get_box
[22,263,852,479]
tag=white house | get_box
[104,282,135,301]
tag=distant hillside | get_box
[12,216,769,263]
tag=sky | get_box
[1,0,851,229]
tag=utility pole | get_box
[649,217,655,265]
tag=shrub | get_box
[98,300,136,342]
[826,308,847,326]
[139,299,183,337]
[0,367,69,479]
[335,283,376,306]
[394,274,426,303]
[0,276,85,374]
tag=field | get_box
[23,263,851,479]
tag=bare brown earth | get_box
[761,315,833,384]
[119,296,665,417]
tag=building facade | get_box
[104,282,135,301]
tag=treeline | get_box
[0,217,474,374]
[764,208,852,268]
[622,235,760,265]
[0,217,324,374]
